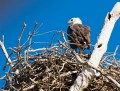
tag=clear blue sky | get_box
[0,0,120,88]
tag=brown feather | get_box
[67,24,90,52]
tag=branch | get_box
[88,2,120,68]
[70,2,120,91]
[58,40,86,64]
[0,40,13,67]
[18,23,27,42]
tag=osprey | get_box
[67,17,90,54]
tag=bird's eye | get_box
[71,19,73,21]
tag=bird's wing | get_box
[69,24,91,45]
[69,26,81,44]
[77,24,91,44]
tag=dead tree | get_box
[70,2,120,91]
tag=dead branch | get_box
[0,40,13,67]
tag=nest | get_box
[0,24,120,91]
[2,45,84,91]
[1,44,120,91]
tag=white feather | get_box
[67,17,82,25]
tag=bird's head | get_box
[67,17,82,25]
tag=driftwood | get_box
[0,2,120,91]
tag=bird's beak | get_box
[67,20,71,24]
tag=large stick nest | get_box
[1,45,120,91]
[2,45,84,91]
[0,24,120,91]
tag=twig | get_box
[18,22,27,43]
[0,75,6,80]
[60,71,77,77]
[58,40,86,64]
[61,32,67,43]
[28,22,38,49]
[113,45,119,56]
[2,35,4,44]
[0,41,13,67]
[34,30,61,36]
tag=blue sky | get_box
[0,0,120,88]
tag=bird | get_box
[67,17,90,54]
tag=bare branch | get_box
[0,75,6,80]
[0,41,13,67]
[58,40,86,64]
[19,23,27,42]
[113,45,119,56]
[2,35,4,44]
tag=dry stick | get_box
[28,78,39,90]
[18,22,26,48]
[112,45,119,66]
[18,22,26,50]
[0,35,12,67]
[34,30,60,36]
[50,31,58,46]
[110,68,120,75]
[24,30,61,47]
[18,22,27,43]
[100,45,119,65]
[61,32,68,47]
[0,41,13,67]
[58,40,86,64]
[113,45,119,56]
[21,22,39,48]
[28,22,38,50]
[70,2,120,91]
[24,45,59,66]
[23,84,36,91]
[3,47,18,70]
[2,35,4,44]
[5,73,11,88]
[17,23,26,71]
[24,50,33,69]
[0,75,6,80]
[61,32,67,43]
[60,71,77,77]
